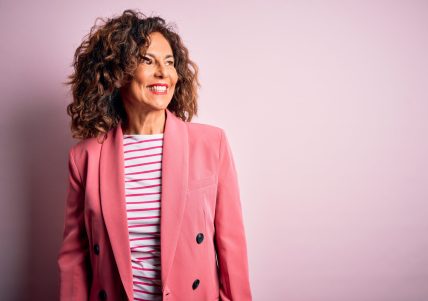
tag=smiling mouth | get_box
[147,85,168,94]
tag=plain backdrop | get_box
[0,1,427,300]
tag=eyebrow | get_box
[144,53,174,60]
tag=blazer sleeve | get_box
[57,147,91,300]
[214,129,252,301]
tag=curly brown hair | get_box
[64,9,200,140]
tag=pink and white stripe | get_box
[123,133,164,301]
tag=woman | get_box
[57,9,252,301]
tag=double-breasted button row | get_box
[94,244,100,255]
[98,289,107,300]
[93,244,105,299]
[192,233,203,290]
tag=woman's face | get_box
[121,31,178,112]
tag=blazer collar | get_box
[99,108,189,300]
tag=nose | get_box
[154,62,166,78]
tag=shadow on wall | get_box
[18,99,73,300]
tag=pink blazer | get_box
[57,108,252,301]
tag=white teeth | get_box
[148,85,167,92]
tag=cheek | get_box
[171,70,179,86]
[129,81,141,95]
[134,66,150,84]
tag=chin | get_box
[151,101,171,111]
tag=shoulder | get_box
[67,135,104,166]
[187,121,225,138]
[186,121,226,146]
[70,135,102,153]
[185,121,234,165]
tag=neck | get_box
[122,109,166,135]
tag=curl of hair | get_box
[64,9,200,140]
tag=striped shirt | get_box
[123,133,164,301]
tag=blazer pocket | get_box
[188,174,217,191]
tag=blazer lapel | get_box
[159,108,189,287]
[99,108,189,300]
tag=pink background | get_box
[1,1,427,300]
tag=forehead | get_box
[145,32,173,55]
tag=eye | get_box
[167,60,175,66]
[142,56,152,64]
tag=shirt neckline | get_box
[124,133,164,136]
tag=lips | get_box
[147,83,168,95]
[147,83,169,88]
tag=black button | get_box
[192,279,200,290]
[98,289,107,300]
[94,244,100,255]
[196,233,204,244]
